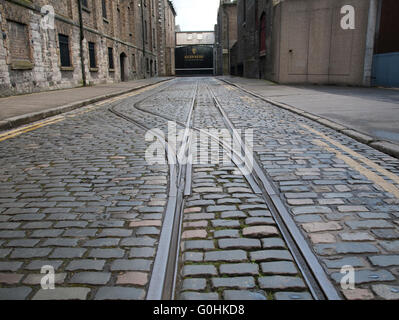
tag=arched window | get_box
[259,13,266,55]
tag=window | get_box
[146,58,149,73]
[8,20,30,62]
[132,54,136,72]
[259,13,266,54]
[152,28,156,49]
[243,0,247,23]
[102,0,107,19]
[59,34,71,67]
[88,42,96,68]
[108,47,114,70]
[81,0,88,9]
[144,21,148,43]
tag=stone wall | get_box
[215,1,237,76]
[0,0,171,97]
[156,0,175,76]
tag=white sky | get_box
[172,0,220,31]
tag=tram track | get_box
[108,78,341,300]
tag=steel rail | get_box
[207,80,342,300]
[109,80,198,300]
[109,78,341,300]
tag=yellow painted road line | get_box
[0,81,169,142]
[0,118,63,142]
[0,116,64,139]
[301,124,399,187]
[313,139,399,198]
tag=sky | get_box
[172,0,220,31]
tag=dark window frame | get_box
[243,0,247,23]
[102,0,107,19]
[108,47,114,70]
[144,20,148,44]
[81,0,89,9]
[259,13,266,55]
[88,41,97,69]
[7,20,31,63]
[59,34,72,68]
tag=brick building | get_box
[0,0,176,97]
[232,0,398,87]
[214,0,237,76]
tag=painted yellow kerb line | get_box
[0,118,64,142]
[312,139,399,199]
[301,124,399,187]
[0,116,64,139]
[0,81,169,142]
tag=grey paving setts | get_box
[176,81,311,300]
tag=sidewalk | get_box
[0,77,172,130]
[220,76,399,158]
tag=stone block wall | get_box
[0,0,172,97]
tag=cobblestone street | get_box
[1,77,399,300]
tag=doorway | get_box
[120,52,128,82]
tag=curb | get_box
[220,78,399,160]
[0,78,173,132]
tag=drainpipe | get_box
[77,0,87,87]
[363,0,379,87]
[140,0,146,77]
[223,5,230,75]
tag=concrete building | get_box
[214,0,237,76]
[0,0,176,97]
[233,0,398,87]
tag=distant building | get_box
[234,0,399,87]
[214,0,237,76]
[175,31,215,75]
[176,31,215,46]
[0,0,176,97]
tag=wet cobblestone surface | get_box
[176,81,312,300]
[210,79,399,300]
[0,85,171,300]
[1,77,399,300]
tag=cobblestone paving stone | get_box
[0,83,175,300]
[2,77,399,300]
[210,79,399,300]
[176,82,312,300]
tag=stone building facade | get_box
[233,0,391,86]
[156,0,176,76]
[214,0,237,76]
[0,0,176,97]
